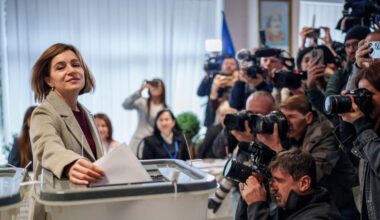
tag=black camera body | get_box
[224,110,289,141]
[337,0,380,32]
[224,111,254,132]
[146,80,160,87]
[204,56,222,72]
[324,88,372,114]
[272,70,307,89]
[306,28,321,39]
[223,141,276,183]
[236,48,285,79]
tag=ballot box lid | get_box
[0,168,26,207]
[39,159,216,202]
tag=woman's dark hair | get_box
[18,106,37,167]
[354,63,380,134]
[153,109,181,137]
[354,63,380,92]
[94,113,114,143]
[147,78,167,119]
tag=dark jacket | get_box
[197,75,232,127]
[8,137,33,171]
[142,131,190,160]
[242,188,341,220]
[292,113,357,212]
[349,117,380,220]
[229,81,272,111]
[198,124,223,159]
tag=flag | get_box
[222,11,235,57]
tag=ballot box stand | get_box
[192,159,236,220]
[36,159,216,220]
[0,167,26,220]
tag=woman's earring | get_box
[51,86,55,91]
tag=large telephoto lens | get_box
[224,114,245,131]
[223,159,252,183]
[324,95,352,114]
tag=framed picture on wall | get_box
[259,0,291,53]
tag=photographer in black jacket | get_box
[238,149,340,220]
[339,63,380,220]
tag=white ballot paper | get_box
[90,143,152,187]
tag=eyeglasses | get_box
[345,41,359,49]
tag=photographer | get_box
[257,95,358,219]
[339,63,380,220]
[239,149,341,220]
[207,91,275,214]
[346,30,380,90]
[197,56,239,127]
[230,91,275,143]
[229,50,277,111]
[304,26,370,115]
[122,78,167,156]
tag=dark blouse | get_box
[73,110,97,158]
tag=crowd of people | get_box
[6,22,380,220]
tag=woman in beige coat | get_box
[29,43,105,219]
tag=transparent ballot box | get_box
[0,168,26,220]
[36,159,216,220]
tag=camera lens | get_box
[224,114,245,131]
[223,159,253,183]
[324,95,352,114]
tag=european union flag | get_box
[222,11,235,57]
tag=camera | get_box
[204,56,222,72]
[236,48,284,79]
[324,88,372,114]
[224,111,254,132]
[331,41,346,67]
[272,70,307,89]
[146,80,160,87]
[224,110,289,141]
[337,0,380,32]
[305,28,321,39]
[223,141,276,183]
[236,49,266,78]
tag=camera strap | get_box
[162,141,179,159]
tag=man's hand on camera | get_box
[299,27,314,50]
[240,174,267,205]
[356,40,373,69]
[210,75,226,100]
[321,26,332,46]
[230,121,255,142]
[306,55,325,89]
[247,73,265,88]
[256,123,284,153]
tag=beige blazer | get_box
[30,90,104,179]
